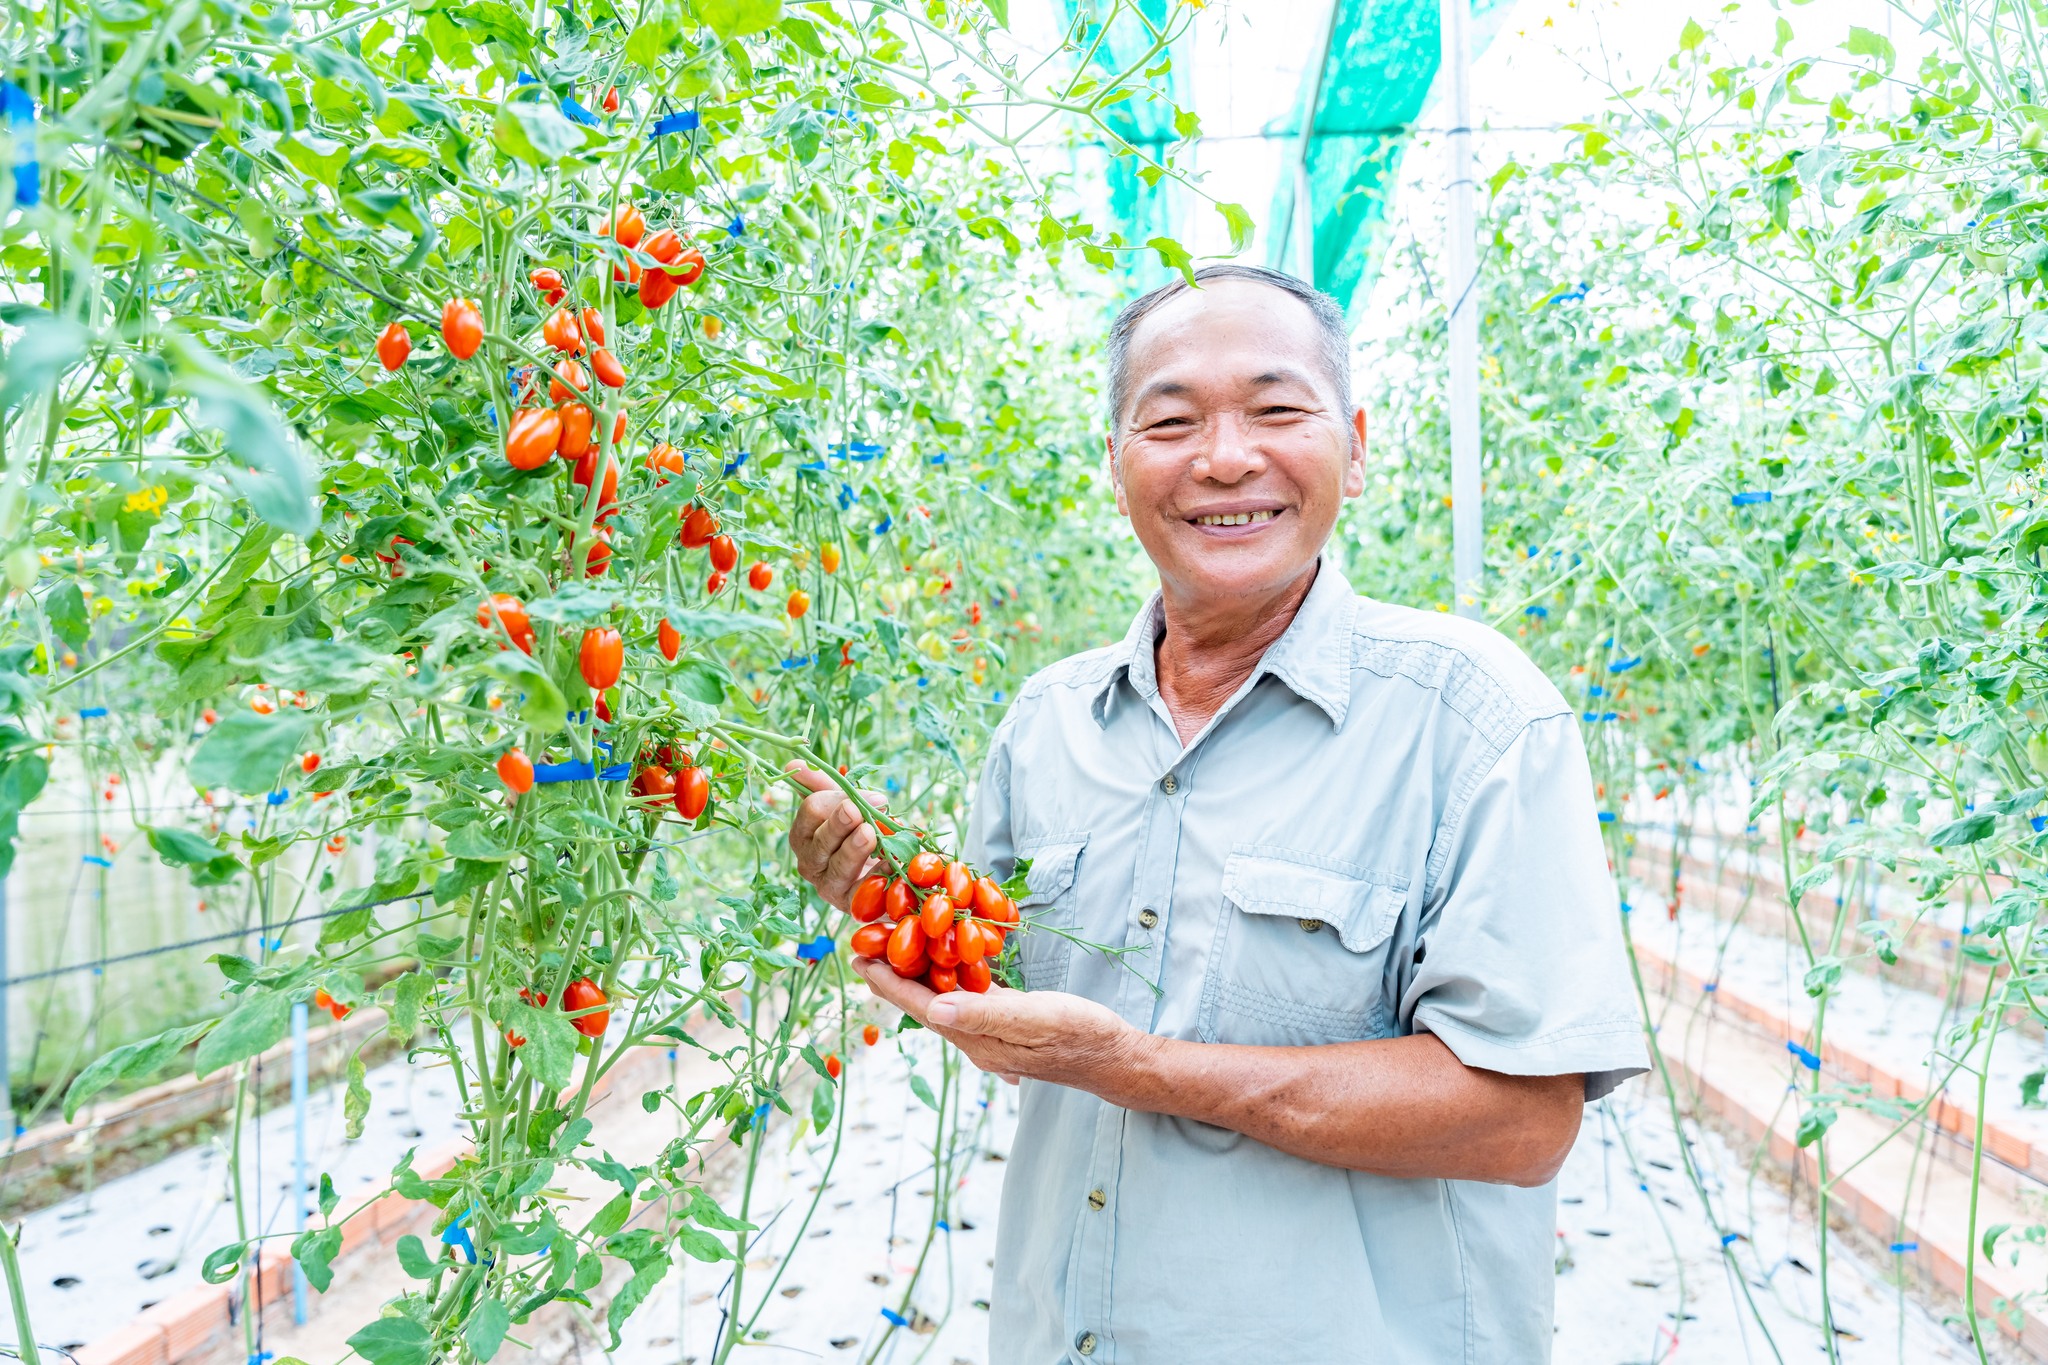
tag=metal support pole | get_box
[289,1000,309,1325]
[1292,162,1315,283]
[0,866,12,1139]
[1290,0,1340,287]
[1441,0,1483,618]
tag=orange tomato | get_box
[786,589,810,619]
[556,401,594,459]
[375,321,411,370]
[441,298,484,359]
[658,618,681,662]
[610,203,646,248]
[497,747,535,793]
[506,408,562,470]
[905,851,945,888]
[708,534,738,573]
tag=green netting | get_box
[1058,0,1187,252]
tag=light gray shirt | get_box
[965,560,1647,1364]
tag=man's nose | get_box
[1194,413,1265,484]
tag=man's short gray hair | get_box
[1105,264,1353,427]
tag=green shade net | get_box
[1057,0,1188,255]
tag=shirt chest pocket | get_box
[1198,848,1408,1047]
[1013,834,1087,993]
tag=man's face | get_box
[1110,279,1366,606]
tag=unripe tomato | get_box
[821,541,842,574]
[886,917,927,972]
[708,535,739,573]
[862,1023,881,1045]
[375,321,411,371]
[943,860,973,903]
[562,976,610,1037]
[530,267,564,295]
[702,314,723,340]
[747,561,773,590]
[884,878,915,922]
[611,203,646,248]
[674,764,711,820]
[634,764,676,799]
[825,1053,842,1079]
[957,958,992,993]
[919,891,955,939]
[582,525,613,577]
[643,228,685,264]
[556,401,594,459]
[580,308,606,347]
[658,618,681,662]
[602,86,620,114]
[550,359,589,403]
[441,298,484,359]
[679,504,718,548]
[972,875,1005,916]
[579,627,623,691]
[506,408,563,470]
[591,348,626,389]
[849,874,888,923]
[497,747,535,794]
[786,589,811,619]
[926,964,959,994]
[706,570,727,595]
[639,266,680,311]
[850,922,892,959]
[543,308,582,354]
[905,851,945,888]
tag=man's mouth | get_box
[1190,509,1280,528]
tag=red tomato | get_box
[556,401,594,459]
[582,525,613,577]
[550,359,589,403]
[708,535,738,572]
[680,504,718,548]
[884,879,915,922]
[530,267,564,294]
[849,875,888,923]
[611,407,628,445]
[595,692,614,723]
[972,876,1005,916]
[506,408,563,470]
[301,752,320,774]
[580,308,606,347]
[313,987,335,1012]
[477,594,534,653]
[886,917,927,972]
[647,444,686,477]
[954,920,987,965]
[786,589,811,619]
[672,247,707,286]
[943,860,974,903]
[747,561,773,590]
[674,765,710,820]
[926,964,959,994]
[441,298,484,359]
[602,86,620,114]
[862,1023,881,1046]
[635,764,676,799]
[971,602,983,625]
[591,347,626,389]
[991,893,1019,925]
[850,922,892,959]
[928,924,961,969]
[562,976,610,1037]
[543,308,582,354]
[579,627,623,691]
[825,1054,842,1080]
[892,953,929,980]
[497,748,535,794]
[658,618,681,662]
[920,891,955,939]
[705,570,727,595]
[642,228,684,264]
[639,265,680,311]
[821,542,842,574]
[611,203,646,248]
[905,851,945,888]
[571,449,619,507]
[613,256,644,286]
[375,321,410,371]
[957,958,992,993]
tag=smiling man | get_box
[787,265,1646,1364]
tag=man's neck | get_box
[1153,561,1320,745]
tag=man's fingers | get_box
[925,990,1012,1035]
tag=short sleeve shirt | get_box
[965,560,1647,1365]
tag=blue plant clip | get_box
[560,97,597,126]
[1786,1040,1821,1071]
[1889,1241,1917,1254]
[652,110,701,137]
[79,705,107,718]
[779,655,813,670]
[1608,656,1642,673]
[3,81,38,209]
[1524,605,1548,617]
[873,515,892,535]
[82,854,111,868]
[267,789,289,805]
[795,934,835,962]
[880,1308,909,1327]
[727,213,746,238]
[1731,490,1773,506]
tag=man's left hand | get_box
[854,956,1147,1091]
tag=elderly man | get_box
[787,264,1646,1363]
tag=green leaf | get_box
[1930,812,1995,848]
[1794,1106,1836,1147]
[585,1192,632,1239]
[698,0,782,40]
[1146,236,1195,284]
[980,0,1007,27]
[395,1234,439,1279]
[465,1299,512,1362]
[318,1172,339,1217]
[1846,25,1895,70]
[1215,202,1254,254]
[291,1226,342,1293]
[1678,18,1706,51]
[260,637,389,694]
[189,709,313,795]
[436,856,501,903]
[810,1074,835,1130]
[388,971,431,1039]
[779,16,826,56]
[908,1072,937,1111]
[347,1317,434,1365]
[63,1021,211,1120]
[675,1226,734,1262]
[500,996,579,1091]
[183,376,318,536]
[44,581,87,649]
[672,659,727,707]
[625,18,680,68]
[144,825,246,885]
[605,1258,669,1349]
[0,314,89,411]
[200,1241,247,1284]
[344,1053,371,1139]
[495,100,589,164]
[484,649,567,735]
[193,989,292,1078]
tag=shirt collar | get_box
[1089,559,1358,730]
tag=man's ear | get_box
[1342,405,1368,498]
[1107,433,1130,518]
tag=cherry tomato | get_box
[506,408,563,470]
[926,964,959,994]
[642,228,684,265]
[920,891,955,939]
[314,987,335,1013]
[702,314,723,340]
[497,748,535,794]
[824,1053,842,1079]
[530,267,564,295]
[884,879,916,922]
[602,86,620,114]
[611,203,646,248]
[675,764,710,820]
[647,444,686,477]
[639,265,680,311]
[886,916,927,972]
[849,875,888,923]
[658,618,681,662]
[708,535,739,573]
[582,525,613,577]
[550,359,589,403]
[634,764,676,800]
[850,922,892,959]
[787,589,811,619]
[905,851,945,888]
[862,1023,881,1046]
[991,893,1019,925]
[441,298,484,359]
[954,920,987,965]
[375,321,410,371]
[821,541,842,574]
[972,876,1005,916]
[943,860,974,903]
[928,924,961,968]
[477,594,534,653]
[556,401,595,459]
[543,308,581,354]
[571,449,619,507]
[595,692,614,722]
[301,752,320,774]
[672,247,707,286]
[562,976,610,1037]
[591,347,626,389]
[679,504,718,548]
[579,627,623,691]
[612,407,628,445]
[957,958,992,993]
[747,561,773,590]
[706,570,728,594]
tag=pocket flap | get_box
[1222,850,1405,954]
[1016,836,1087,906]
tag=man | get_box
[787,265,1646,1363]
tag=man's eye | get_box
[1146,417,1192,430]
[1259,406,1304,417]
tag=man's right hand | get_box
[784,762,886,912]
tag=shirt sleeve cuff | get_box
[1412,1007,1650,1102]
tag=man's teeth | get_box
[1193,510,1277,527]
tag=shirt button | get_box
[1161,773,1178,794]
[1076,1331,1099,1356]
[1299,918,1324,933]
[1137,908,1158,929]
[1087,1187,1107,1210]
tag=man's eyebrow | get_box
[1132,379,1193,405]
[1247,369,1318,390]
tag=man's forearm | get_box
[1095,1029,1583,1186]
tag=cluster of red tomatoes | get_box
[312,988,352,1022]
[627,741,714,822]
[505,976,610,1049]
[845,851,1019,994]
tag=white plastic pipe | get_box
[1441,0,1483,618]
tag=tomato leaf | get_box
[1215,201,1254,255]
[143,824,246,886]
[0,313,89,411]
[465,1299,512,1362]
[43,580,86,649]
[183,375,318,537]
[200,1241,247,1284]
[190,710,313,794]
[194,988,292,1078]
[672,658,728,707]
[697,0,783,40]
[499,995,579,1092]
[292,1226,343,1293]
[347,1316,434,1365]
[344,1052,371,1139]
[63,1021,212,1120]
[484,648,567,734]
[387,971,431,1040]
